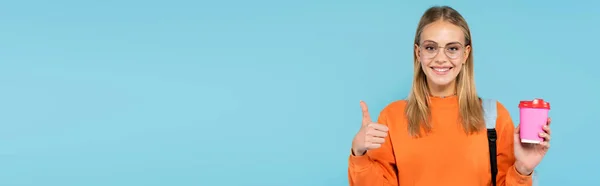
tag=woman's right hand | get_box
[351,101,389,156]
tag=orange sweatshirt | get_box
[348,96,533,186]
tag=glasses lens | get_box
[421,43,439,59]
[444,43,464,59]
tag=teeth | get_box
[433,67,450,72]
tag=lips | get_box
[431,67,452,72]
[429,66,453,75]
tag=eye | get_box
[446,44,462,51]
[423,45,437,51]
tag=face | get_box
[414,20,471,87]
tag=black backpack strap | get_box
[483,99,498,186]
[487,129,498,186]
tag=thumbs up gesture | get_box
[351,101,389,156]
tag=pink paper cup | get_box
[519,98,550,144]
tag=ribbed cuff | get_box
[507,164,533,185]
[348,150,372,172]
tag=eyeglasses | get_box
[418,41,466,60]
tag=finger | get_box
[367,136,385,144]
[522,143,535,149]
[515,125,520,134]
[539,132,551,142]
[539,141,550,149]
[367,143,382,149]
[543,125,551,135]
[368,123,389,132]
[366,130,388,138]
[360,101,371,124]
[547,117,551,126]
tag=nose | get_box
[432,49,448,64]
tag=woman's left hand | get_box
[513,117,551,175]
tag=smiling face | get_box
[415,20,471,89]
[406,6,484,137]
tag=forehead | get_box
[420,20,465,45]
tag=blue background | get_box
[1,0,598,185]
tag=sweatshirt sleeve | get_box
[347,107,398,186]
[495,101,533,186]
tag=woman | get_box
[348,6,551,186]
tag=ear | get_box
[463,45,471,64]
[414,44,421,63]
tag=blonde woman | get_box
[348,6,551,186]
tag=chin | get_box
[428,78,455,86]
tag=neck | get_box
[427,80,456,97]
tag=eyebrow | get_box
[422,40,463,45]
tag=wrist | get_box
[514,161,533,176]
[351,148,366,156]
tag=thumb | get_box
[514,125,522,144]
[360,100,371,125]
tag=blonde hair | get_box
[405,6,484,137]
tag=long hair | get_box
[405,6,484,137]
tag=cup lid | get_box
[519,98,550,109]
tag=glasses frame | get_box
[418,41,468,60]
